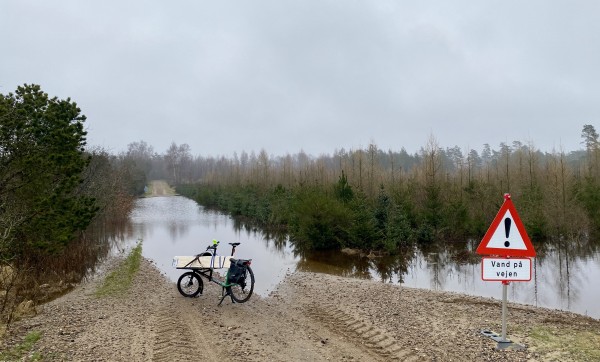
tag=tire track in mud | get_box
[151,306,191,362]
[305,301,424,362]
[151,302,217,362]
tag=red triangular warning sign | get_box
[476,194,536,257]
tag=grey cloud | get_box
[2,0,598,155]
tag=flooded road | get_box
[123,195,600,319]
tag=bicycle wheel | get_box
[177,272,203,297]
[229,265,255,303]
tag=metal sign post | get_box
[476,194,535,350]
[501,281,508,343]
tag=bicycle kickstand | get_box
[217,287,236,306]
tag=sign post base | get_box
[496,341,526,351]
[480,330,526,351]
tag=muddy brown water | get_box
[116,195,600,319]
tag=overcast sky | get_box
[2,1,599,157]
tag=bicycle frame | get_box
[175,240,253,305]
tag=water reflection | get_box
[532,237,599,316]
[124,196,600,319]
[126,196,299,297]
[296,251,372,279]
[401,239,600,319]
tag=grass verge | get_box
[95,242,142,298]
[0,330,42,361]
[528,325,600,361]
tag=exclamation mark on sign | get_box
[504,218,511,247]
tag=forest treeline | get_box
[1,83,599,320]
[159,129,599,253]
[97,125,600,254]
[0,85,144,323]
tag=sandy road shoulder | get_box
[5,258,599,361]
[5,258,382,361]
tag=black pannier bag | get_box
[228,258,247,285]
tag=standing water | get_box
[124,195,600,319]
[127,196,297,296]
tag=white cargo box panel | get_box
[172,256,231,269]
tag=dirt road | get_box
[146,180,176,197]
[4,254,599,361]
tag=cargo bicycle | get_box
[173,240,255,305]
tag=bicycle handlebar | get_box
[204,240,241,256]
[204,239,220,251]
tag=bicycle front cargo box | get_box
[172,255,232,269]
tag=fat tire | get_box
[177,272,203,297]
[229,265,255,303]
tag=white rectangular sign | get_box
[481,257,531,282]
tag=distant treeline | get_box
[169,128,600,252]
[108,126,600,253]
